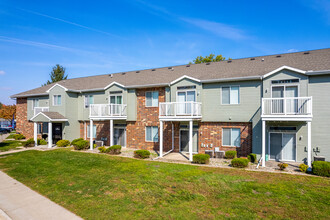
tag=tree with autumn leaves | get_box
[0,102,16,120]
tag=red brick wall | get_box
[199,122,252,157]
[16,98,34,138]
[79,121,111,146]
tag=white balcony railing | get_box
[34,107,49,115]
[262,97,312,116]
[90,104,127,118]
[159,102,202,118]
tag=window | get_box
[222,128,240,147]
[37,123,42,134]
[145,91,159,107]
[110,95,122,104]
[222,86,239,104]
[32,99,39,110]
[146,126,158,142]
[53,95,62,106]
[84,95,94,108]
[87,125,96,138]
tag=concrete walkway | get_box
[0,133,9,143]
[0,171,82,220]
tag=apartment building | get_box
[11,48,330,167]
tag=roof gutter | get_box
[305,70,330,76]
[10,93,49,99]
[125,83,169,89]
[201,75,262,83]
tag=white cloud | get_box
[287,49,298,53]
[0,70,5,75]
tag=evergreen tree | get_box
[43,64,68,86]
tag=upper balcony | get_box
[261,97,313,121]
[159,102,202,121]
[34,107,49,116]
[89,104,127,119]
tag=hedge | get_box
[37,139,47,145]
[231,158,249,168]
[13,134,25,140]
[71,138,84,146]
[56,140,71,147]
[225,150,237,159]
[247,153,257,163]
[278,163,288,171]
[134,150,150,159]
[23,138,35,147]
[193,154,210,164]
[312,161,330,177]
[299,163,309,173]
[98,146,107,153]
[72,140,89,150]
[106,145,121,155]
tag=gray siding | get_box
[170,78,202,102]
[127,89,137,121]
[27,96,49,120]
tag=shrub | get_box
[13,134,25,140]
[37,139,47,145]
[72,140,89,150]
[71,138,84,146]
[225,150,237,159]
[98,146,107,153]
[106,145,121,155]
[231,158,249,168]
[193,154,210,164]
[247,153,257,163]
[312,161,330,177]
[56,140,71,147]
[134,150,150,159]
[299,163,309,173]
[6,134,16,139]
[23,138,35,147]
[278,163,288,171]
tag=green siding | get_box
[170,78,202,102]
[31,113,50,122]
[127,89,137,121]
[27,96,49,120]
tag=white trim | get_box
[268,131,297,162]
[53,95,62,106]
[263,66,306,79]
[109,94,123,105]
[84,95,94,108]
[306,69,330,75]
[30,112,68,122]
[170,75,201,85]
[30,112,52,121]
[104,82,125,90]
[201,76,262,83]
[176,89,196,102]
[222,127,241,147]
[46,83,68,93]
[221,85,240,105]
[145,126,159,142]
[179,127,198,154]
[145,91,159,107]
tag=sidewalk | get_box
[0,171,82,220]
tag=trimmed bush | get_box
[13,134,25,140]
[37,139,47,145]
[312,161,330,177]
[72,140,89,150]
[299,163,309,173]
[134,150,150,159]
[231,158,249,168]
[225,150,237,159]
[106,145,121,155]
[98,146,107,153]
[247,153,257,163]
[71,138,84,146]
[278,163,288,171]
[56,140,71,147]
[193,154,210,164]
[23,138,35,147]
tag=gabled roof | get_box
[30,112,68,122]
[11,48,330,98]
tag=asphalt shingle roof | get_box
[11,48,330,98]
[43,112,67,120]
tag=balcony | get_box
[261,97,312,121]
[159,102,202,120]
[89,104,127,119]
[34,107,49,116]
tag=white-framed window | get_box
[110,95,122,104]
[32,99,39,110]
[87,125,96,138]
[145,126,158,142]
[222,86,239,105]
[53,95,62,106]
[84,95,94,108]
[145,91,159,107]
[222,128,241,147]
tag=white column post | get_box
[110,119,114,146]
[159,120,163,157]
[90,119,93,150]
[34,122,38,147]
[48,122,52,148]
[307,121,312,167]
[189,120,193,161]
[172,123,174,150]
[262,120,266,167]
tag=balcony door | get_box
[177,90,196,115]
[109,94,122,115]
[271,85,298,114]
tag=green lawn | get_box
[0,149,329,219]
[0,140,23,152]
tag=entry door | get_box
[269,133,296,161]
[113,127,126,147]
[52,123,62,144]
[177,91,196,115]
[180,130,198,152]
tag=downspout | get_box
[153,122,175,160]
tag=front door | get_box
[269,132,296,161]
[180,129,198,153]
[113,126,126,147]
[52,123,62,144]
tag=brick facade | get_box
[79,121,111,146]
[16,98,34,138]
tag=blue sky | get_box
[0,0,329,104]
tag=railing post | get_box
[191,102,193,116]
[284,97,287,115]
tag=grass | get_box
[0,149,329,219]
[0,140,23,152]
